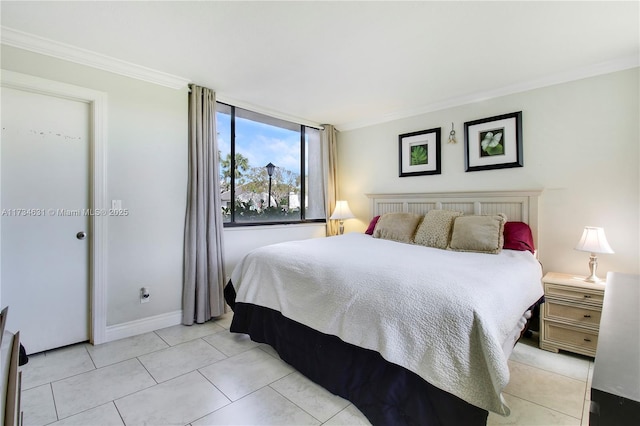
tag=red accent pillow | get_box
[503,221,535,254]
[365,215,380,235]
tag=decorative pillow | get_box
[413,209,463,249]
[365,215,380,235]
[503,221,535,254]
[372,212,423,243]
[449,213,507,254]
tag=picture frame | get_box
[399,127,441,177]
[464,111,523,172]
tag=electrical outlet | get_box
[140,287,150,304]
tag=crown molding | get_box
[3,26,636,127]
[216,94,323,129]
[1,26,190,90]
[337,55,640,132]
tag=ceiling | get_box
[1,1,638,130]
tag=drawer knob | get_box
[584,338,592,342]
[583,295,592,298]
[584,314,592,318]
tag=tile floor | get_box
[19,314,593,426]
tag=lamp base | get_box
[584,275,603,283]
[338,220,345,235]
[583,253,603,283]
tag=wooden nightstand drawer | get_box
[540,272,605,357]
[545,300,601,328]
[544,283,604,306]
[544,322,599,353]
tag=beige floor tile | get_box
[52,358,155,419]
[586,361,594,398]
[323,404,371,425]
[488,393,580,425]
[17,311,594,426]
[51,403,124,426]
[203,329,260,357]
[21,384,57,426]
[581,400,591,426]
[138,338,226,382]
[199,348,294,401]
[115,371,230,426]
[258,343,281,359]
[270,372,350,422]
[213,311,234,330]
[86,331,168,368]
[510,340,591,381]
[192,386,320,426]
[20,344,95,390]
[505,360,587,418]
[155,322,225,346]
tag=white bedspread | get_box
[230,233,543,415]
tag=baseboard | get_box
[104,310,183,343]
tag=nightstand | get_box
[539,272,605,357]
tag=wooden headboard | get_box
[366,190,542,247]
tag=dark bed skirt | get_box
[224,282,488,426]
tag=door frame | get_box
[1,70,108,344]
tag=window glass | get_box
[217,102,324,225]
[234,112,301,223]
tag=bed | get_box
[224,190,544,425]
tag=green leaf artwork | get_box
[410,144,428,165]
[480,130,504,156]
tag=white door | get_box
[1,86,90,354]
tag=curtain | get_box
[322,124,340,236]
[182,84,226,325]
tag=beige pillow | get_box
[449,214,507,254]
[413,209,463,249]
[373,212,423,243]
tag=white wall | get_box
[1,46,188,326]
[224,224,326,278]
[338,68,639,277]
[0,46,328,332]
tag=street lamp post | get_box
[265,162,275,208]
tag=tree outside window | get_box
[216,103,324,225]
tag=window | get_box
[217,102,325,225]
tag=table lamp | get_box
[330,200,355,235]
[574,226,614,283]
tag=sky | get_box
[216,111,301,176]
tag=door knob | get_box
[76,231,87,240]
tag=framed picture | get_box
[399,127,441,177]
[464,111,523,172]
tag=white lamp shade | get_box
[575,227,614,254]
[330,200,355,220]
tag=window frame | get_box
[218,102,326,227]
